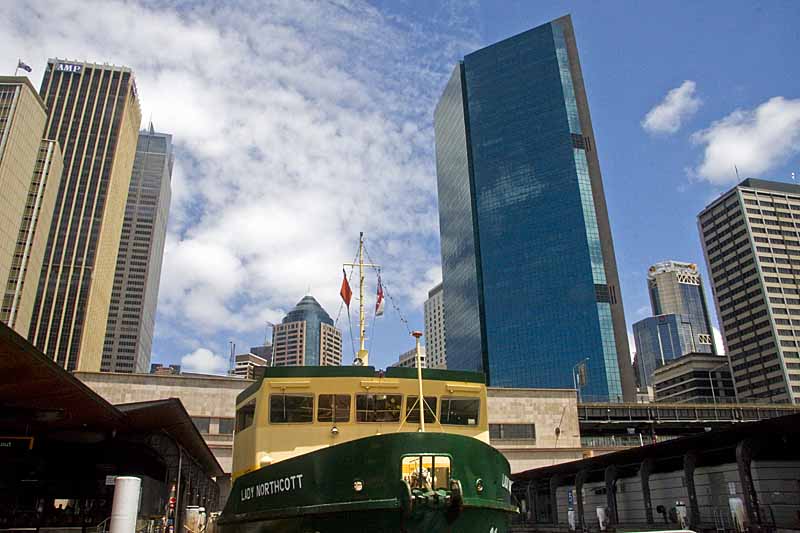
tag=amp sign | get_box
[56,63,82,74]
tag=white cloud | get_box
[0,1,480,363]
[691,96,800,184]
[642,80,702,135]
[712,326,726,355]
[180,348,229,375]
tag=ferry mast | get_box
[343,232,379,366]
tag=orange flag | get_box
[340,269,352,307]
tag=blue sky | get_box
[2,1,799,373]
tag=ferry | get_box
[218,234,517,532]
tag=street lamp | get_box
[573,358,589,402]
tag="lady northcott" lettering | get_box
[240,474,304,501]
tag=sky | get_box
[2,1,799,374]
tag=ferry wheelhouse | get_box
[219,366,517,532]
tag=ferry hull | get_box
[219,432,516,533]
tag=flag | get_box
[17,60,32,73]
[375,274,384,316]
[339,269,352,307]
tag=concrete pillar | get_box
[549,476,563,525]
[639,457,655,525]
[736,438,763,532]
[110,476,141,533]
[604,465,619,526]
[683,451,700,529]
[575,470,587,532]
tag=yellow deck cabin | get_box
[231,366,489,480]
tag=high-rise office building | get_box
[434,15,634,400]
[652,353,735,404]
[423,282,446,369]
[633,261,718,388]
[0,77,63,337]
[633,314,698,388]
[271,295,342,366]
[391,346,427,369]
[233,352,269,380]
[30,59,142,371]
[700,178,800,404]
[647,261,716,351]
[101,127,172,373]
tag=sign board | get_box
[56,62,83,74]
[0,436,34,451]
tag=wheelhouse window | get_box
[270,394,314,423]
[318,394,351,422]
[405,396,437,423]
[356,393,402,422]
[440,397,479,426]
[401,455,451,490]
[235,399,256,431]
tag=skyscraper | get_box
[0,76,63,337]
[648,261,716,351]
[30,59,141,371]
[632,261,717,388]
[271,295,342,366]
[632,314,698,388]
[101,127,172,373]
[423,282,446,368]
[434,15,634,400]
[699,178,800,404]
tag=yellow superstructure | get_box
[232,367,489,480]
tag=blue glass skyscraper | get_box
[633,261,717,388]
[434,15,635,401]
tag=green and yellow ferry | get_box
[218,234,517,532]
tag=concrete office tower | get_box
[2,140,63,336]
[633,262,718,388]
[30,59,141,371]
[648,261,716,351]
[434,15,634,400]
[0,76,63,336]
[652,353,735,404]
[271,295,342,366]
[423,282,446,368]
[700,179,800,404]
[233,348,271,379]
[101,128,172,373]
[391,346,427,369]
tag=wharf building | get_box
[391,345,427,368]
[29,59,142,372]
[699,178,800,404]
[271,295,342,366]
[0,76,63,337]
[434,15,634,400]
[423,282,446,368]
[101,127,172,373]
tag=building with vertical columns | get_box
[699,178,800,404]
[423,282,446,368]
[2,139,63,336]
[0,77,63,337]
[434,15,634,400]
[101,127,172,373]
[271,295,342,366]
[29,59,141,371]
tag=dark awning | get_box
[117,399,224,477]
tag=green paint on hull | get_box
[220,433,516,532]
